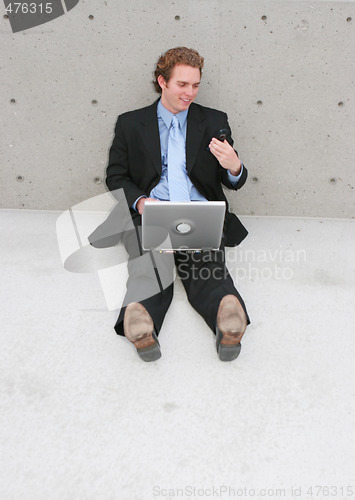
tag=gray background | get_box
[1,0,354,217]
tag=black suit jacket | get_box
[104,99,248,247]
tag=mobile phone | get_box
[217,129,228,141]
[207,128,229,151]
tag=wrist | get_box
[136,196,146,213]
[229,155,242,176]
[228,161,241,176]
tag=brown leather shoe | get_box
[123,303,161,361]
[216,295,247,361]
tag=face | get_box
[158,64,201,114]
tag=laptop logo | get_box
[4,1,79,33]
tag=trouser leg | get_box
[114,226,175,336]
[174,246,250,333]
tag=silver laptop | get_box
[142,201,226,251]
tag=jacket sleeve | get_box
[106,116,146,207]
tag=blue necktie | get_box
[167,115,190,201]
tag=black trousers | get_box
[114,225,250,337]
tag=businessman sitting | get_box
[105,47,250,362]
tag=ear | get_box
[157,75,167,91]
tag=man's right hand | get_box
[137,197,157,215]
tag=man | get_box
[105,47,250,362]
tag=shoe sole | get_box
[216,327,241,362]
[124,303,161,362]
[136,330,161,362]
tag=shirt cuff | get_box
[132,195,147,211]
[227,164,244,186]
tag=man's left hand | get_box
[209,137,241,176]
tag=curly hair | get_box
[153,47,204,94]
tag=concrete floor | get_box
[1,209,354,500]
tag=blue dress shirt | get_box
[133,99,243,210]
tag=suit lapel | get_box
[137,100,207,176]
[186,103,207,174]
[139,100,162,175]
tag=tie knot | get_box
[171,115,179,129]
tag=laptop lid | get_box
[142,201,226,251]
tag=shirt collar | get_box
[157,98,188,129]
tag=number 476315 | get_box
[306,485,353,497]
[5,3,53,14]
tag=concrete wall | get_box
[1,0,354,217]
